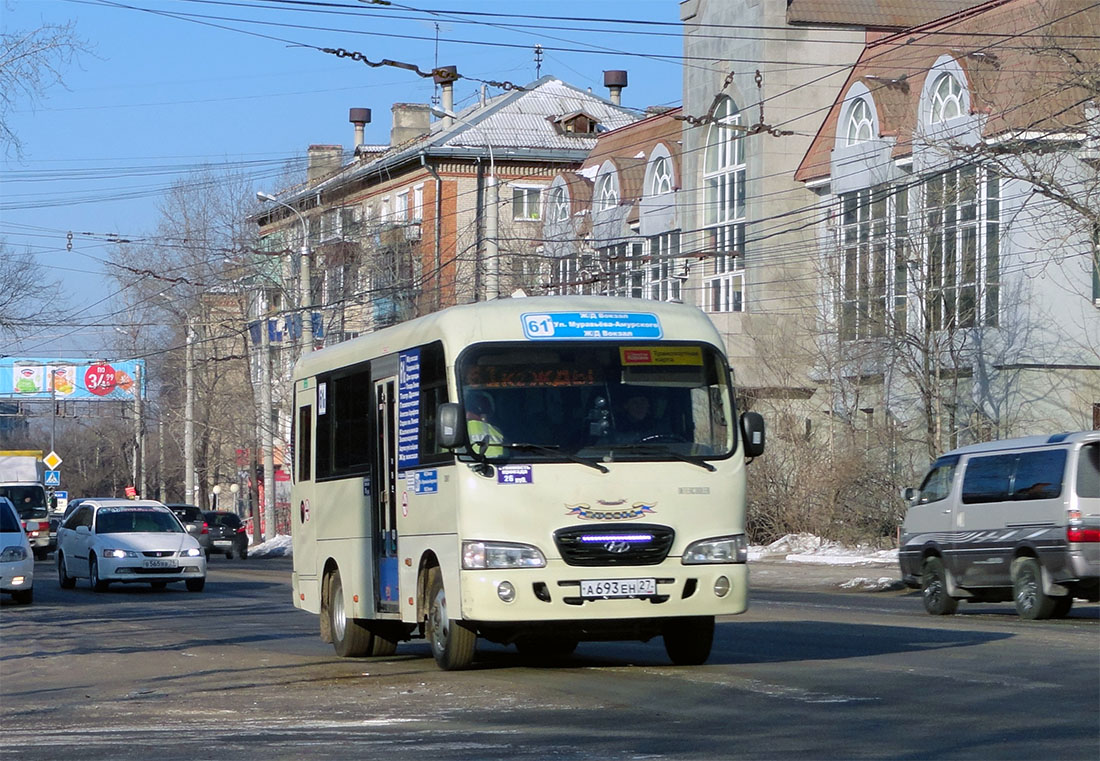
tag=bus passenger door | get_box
[373,377,400,613]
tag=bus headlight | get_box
[682,534,748,564]
[462,541,546,569]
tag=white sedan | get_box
[1,496,35,604]
[56,499,207,592]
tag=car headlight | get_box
[182,547,203,557]
[0,545,28,562]
[682,534,748,564]
[462,541,546,569]
[104,548,139,559]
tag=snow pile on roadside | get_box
[246,534,293,557]
[749,533,898,567]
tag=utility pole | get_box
[132,364,143,497]
[185,317,196,505]
[259,303,276,542]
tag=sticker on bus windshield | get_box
[521,312,662,340]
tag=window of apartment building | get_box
[320,209,342,242]
[412,184,424,221]
[549,186,570,223]
[845,98,874,146]
[512,186,542,221]
[599,242,644,298]
[650,156,673,195]
[555,254,580,295]
[925,165,999,331]
[837,185,913,341]
[596,173,618,212]
[703,96,747,313]
[381,196,391,221]
[647,231,682,302]
[395,191,408,222]
[930,73,964,123]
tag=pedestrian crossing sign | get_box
[44,470,61,487]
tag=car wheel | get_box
[1051,595,1074,618]
[89,556,109,593]
[663,616,715,666]
[920,557,958,615]
[33,549,48,561]
[238,544,248,560]
[425,567,476,670]
[225,550,234,559]
[1013,557,1056,620]
[12,588,33,604]
[327,568,374,657]
[57,552,76,589]
[185,578,205,593]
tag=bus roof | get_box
[293,296,726,381]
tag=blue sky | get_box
[2,0,685,357]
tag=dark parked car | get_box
[166,504,212,556]
[203,511,248,559]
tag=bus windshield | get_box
[457,342,735,463]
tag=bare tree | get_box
[0,241,68,338]
[0,10,89,156]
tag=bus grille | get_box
[554,524,675,567]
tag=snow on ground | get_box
[245,534,293,557]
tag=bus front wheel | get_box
[663,616,714,665]
[426,569,476,670]
[328,568,374,657]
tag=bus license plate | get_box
[143,559,173,569]
[580,578,656,598]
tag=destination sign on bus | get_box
[521,312,662,340]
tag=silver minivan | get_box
[899,431,1099,619]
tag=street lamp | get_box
[430,106,499,301]
[256,190,314,354]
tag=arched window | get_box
[702,96,746,313]
[650,156,673,196]
[596,172,618,211]
[930,73,964,123]
[845,98,874,146]
[549,186,570,223]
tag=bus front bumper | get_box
[460,563,748,623]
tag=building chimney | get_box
[390,103,431,146]
[349,107,372,149]
[434,65,458,127]
[604,70,628,105]
[307,144,343,184]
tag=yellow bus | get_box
[290,295,765,669]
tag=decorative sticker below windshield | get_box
[566,502,657,521]
[522,312,662,340]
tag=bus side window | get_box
[298,405,313,482]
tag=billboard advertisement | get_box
[0,358,146,401]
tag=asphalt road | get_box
[1,555,1097,760]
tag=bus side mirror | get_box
[437,402,466,449]
[740,411,765,458]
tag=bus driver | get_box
[465,391,504,458]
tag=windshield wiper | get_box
[609,444,716,472]
[504,442,609,473]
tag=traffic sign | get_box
[44,470,61,487]
[43,451,62,469]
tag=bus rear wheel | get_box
[328,568,374,657]
[426,568,476,670]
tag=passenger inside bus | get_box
[465,391,505,457]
